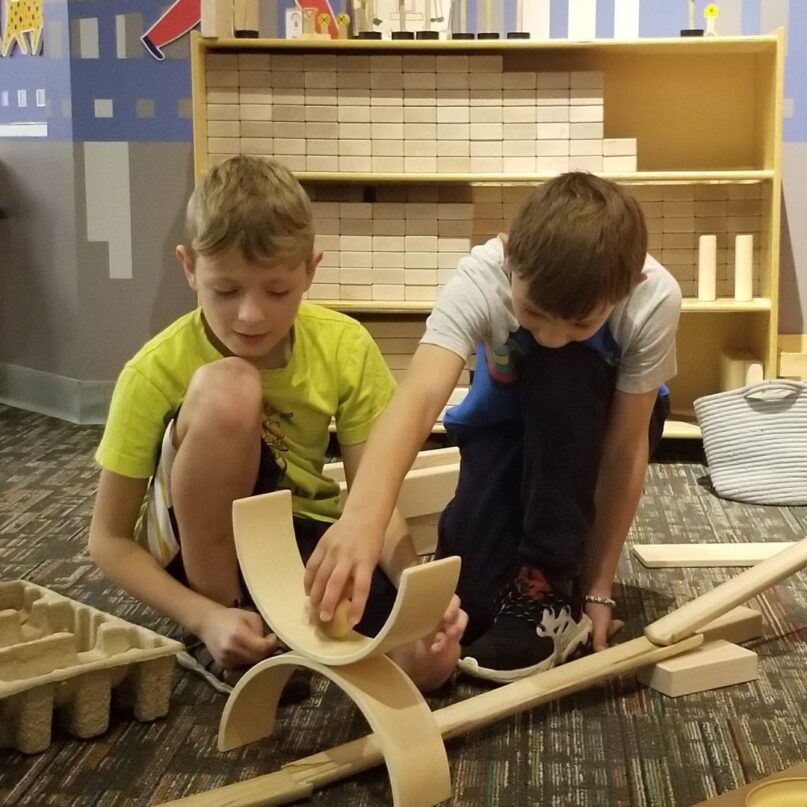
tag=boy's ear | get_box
[176,245,197,291]
[304,251,323,290]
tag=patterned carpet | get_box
[0,403,805,807]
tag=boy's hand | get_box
[585,601,624,652]
[304,518,384,628]
[429,594,468,654]
[199,606,277,668]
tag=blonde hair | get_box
[508,173,647,319]
[185,155,314,265]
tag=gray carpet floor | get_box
[0,403,805,806]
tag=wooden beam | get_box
[232,490,460,666]
[645,536,807,646]
[159,634,703,806]
[632,542,796,568]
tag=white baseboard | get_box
[0,363,113,424]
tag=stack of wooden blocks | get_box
[306,183,535,303]
[635,183,765,298]
[360,318,472,387]
[205,53,638,175]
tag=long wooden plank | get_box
[645,536,807,646]
[159,635,702,806]
[632,542,796,568]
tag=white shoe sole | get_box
[457,613,593,685]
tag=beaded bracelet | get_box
[584,594,616,608]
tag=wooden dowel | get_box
[645,536,807,646]
[159,635,701,806]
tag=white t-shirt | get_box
[422,237,682,394]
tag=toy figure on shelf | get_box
[704,4,719,37]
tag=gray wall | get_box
[0,141,195,422]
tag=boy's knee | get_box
[182,358,263,437]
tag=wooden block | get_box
[638,640,758,698]
[470,157,503,173]
[362,320,426,339]
[698,606,763,646]
[470,122,503,141]
[314,267,340,284]
[404,140,437,158]
[406,269,438,285]
[402,255,435,276]
[720,349,764,390]
[537,122,570,140]
[373,220,406,237]
[569,122,604,140]
[404,286,437,302]
[339,156,372,172]
[536,71,569,89]
[568,155,602,172]
[536,88,568,106]
[503,157,536,173]
[603,155,637,172]
[306,283,339,300]
[569,105,604,123]
[339,285,372,300]
[373,236,405,252]
[632,542,796,568]
[603,137,637,157]
[340,268,373,284]
[372,284,405,301]
[437,141,470,158]
[405,157,437,173]
[468,55,503,73]
[372,123,405,140]
[340,252,373,269]
[207,103,240,121]
[373,253,405,269]
[569,88,604,106]
[536,106,569,123]
[372,268,405,283]
[339,234,372,251]
[201,0,232,38]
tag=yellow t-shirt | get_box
[96,303,395,528]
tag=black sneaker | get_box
[457,565,592,684]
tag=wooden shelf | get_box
[681,298,772,313]
[309,300,432,314]
[310,298,773,316]
[202,35,779,57]
[297,170,774,185]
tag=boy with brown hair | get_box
[88,155,465,694]
[306,172,682,683]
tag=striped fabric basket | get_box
[694,380,807,506]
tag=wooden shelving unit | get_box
[191,30,785,440]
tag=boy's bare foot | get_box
[390,596,468,692]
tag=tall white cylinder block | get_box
[734,234,754,302]
[697,234,717,301]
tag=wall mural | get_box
[141,0,340,60]
[1,0,44,57]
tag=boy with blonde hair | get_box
[306,173,682,683]
[89,156,465,693]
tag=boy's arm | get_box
[340,441,419,586]
[88,469,275,665]
[581,387,659,650]
[305,343,466,625]
[88,469,222,633]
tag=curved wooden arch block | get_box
[232,490,460,665]
[218,651,452,807]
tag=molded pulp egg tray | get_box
[0,580,183,753]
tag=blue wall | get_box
[0,1,805,143]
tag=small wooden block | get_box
[698,606,763,646]
[638,640,758,698]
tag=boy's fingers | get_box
[348,567,371,627]
[307,555,337,611]
[319,564,351,622]
[303,544,325,594]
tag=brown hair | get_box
[185,155,314,265]
[507,172,647,319]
